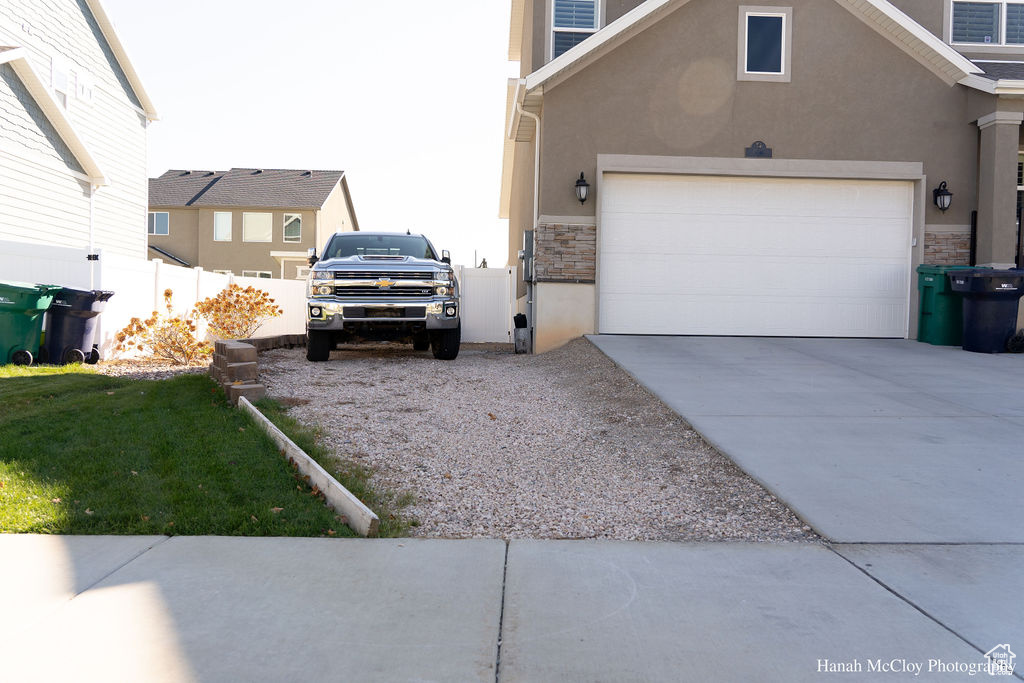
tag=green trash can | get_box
[0,281,63,365]
[916,265,974,346]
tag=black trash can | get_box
[41,289,115,365]
[947,269,1024,353]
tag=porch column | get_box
[975,111,1023,268]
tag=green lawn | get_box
[0,365,408,537]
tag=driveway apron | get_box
[587,335,1024,544]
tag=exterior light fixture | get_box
[574,172,590,204]
[933,181,953,212]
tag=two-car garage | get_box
[597,172,915,338]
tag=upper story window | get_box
[552,0,599,59]
[147,212,169,236]
[214,212,232,241]
[242,212,272,242]
[283,213,302,243]
[738,7,793,83]
[50,56,70,108]
[952,1,1024,45]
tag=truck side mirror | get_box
[441,249,451,265]
[307,247,319,267]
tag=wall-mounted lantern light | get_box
[933,181,953,212]
[575,172,590,204]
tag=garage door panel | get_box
[600,292,907,336]
[598,173,913,337]
[601,217,910,260]
[602,174,914,221]
[601,254,908,297]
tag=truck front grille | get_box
[344,306,427,319]
[334,286,433,297]
[334,271,434,280]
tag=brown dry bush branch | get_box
[194,284,283,340]
[113,289,210,365]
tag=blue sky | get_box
[102,0,517,268]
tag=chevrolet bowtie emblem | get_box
[375,278,396,288]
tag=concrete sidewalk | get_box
[3,535,1020,682]
[588,335,1024,543]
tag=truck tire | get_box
[306,330,331,362]
[430,325,460,360]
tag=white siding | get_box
[0,0,149,258]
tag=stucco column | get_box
[975,111,1023,268]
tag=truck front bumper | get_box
[306,298,459,331]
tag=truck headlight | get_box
[436,270,453,283]
[436,286,449,296]
[315,285,333,296]
[312,270,333,281]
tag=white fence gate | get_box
[457,266,515,344]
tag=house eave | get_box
[521,0,984,95]
[83,0,159,121]
[2,47,108,186]
[959,74,1024,96]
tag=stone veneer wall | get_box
[534,223,597,282]
[924,231,971,265]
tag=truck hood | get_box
[315,255,446,271]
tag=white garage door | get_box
[598,173,913,337]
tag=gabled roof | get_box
[522,0,982,97]
[84,0,159,120]
[149,170,225,206]
[0,46,108,185]
[150,168,349,210]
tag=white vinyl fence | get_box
[0,238,518,356]
[0,240,305,358]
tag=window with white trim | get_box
[242,212,272,242]
[50,55,69,108]
[147,212,169,236]
[552,0,598,59]
[952,1,1024,45]
[241,270,272,279]
[283,213,302,243]
[212,269,233,275]
[296,266,310,279]
[738,7,792,82]
[213,212,232,241]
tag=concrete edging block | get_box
[238,396,380,537]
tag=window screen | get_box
[746,15,784,73]
[242,212,272,242]
[553,31,591,57]
[214,212,232,241]
[952,2,1000,43]
[1007,4,1024,43]
[148,212,168,236]
[554,0,596,28]
[284,214,302,243]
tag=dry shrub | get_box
[194,284,283,340]
[114,289,210,365]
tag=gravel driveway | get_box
[258,339,816,542]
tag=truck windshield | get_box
[324,234,436,260]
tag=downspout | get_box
[516,94,541,353]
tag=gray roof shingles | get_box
[972,60,1024,81]
[149,168,345,209]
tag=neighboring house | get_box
[501,0,1024,352]
[0,0,157,259]
[147,168,360,279]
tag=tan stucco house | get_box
[148,168,359,279]
[501,0,1024,352]
[1,0,157,260]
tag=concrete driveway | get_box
[587,335,1024,544]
